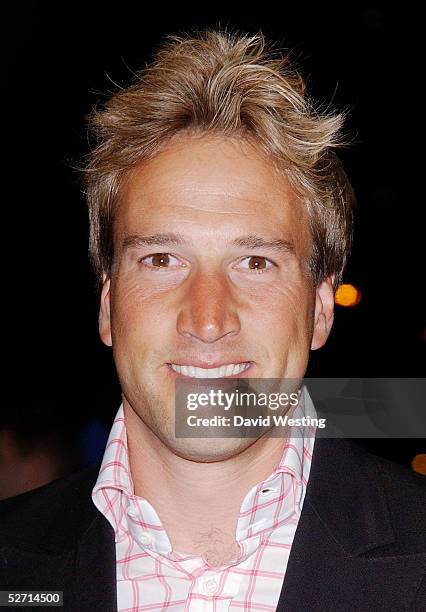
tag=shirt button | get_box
[138,533,152,546]
[203,579,218,595]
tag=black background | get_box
[4,3,425,466]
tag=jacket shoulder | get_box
[0,463,101,552]
[353,441,426,552]
[357,442,426,499]
[309,438,426,556]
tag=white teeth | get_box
[225,364,234,377]
[169,362,250,378]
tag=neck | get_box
[123,398,287,564]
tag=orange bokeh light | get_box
[335,283,362,307]
[412,454,426,476]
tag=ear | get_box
[99,274,112,347]
[311,275,335,350]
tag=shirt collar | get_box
[92,386,317,562]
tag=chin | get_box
[165,437,255,463]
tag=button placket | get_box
[127,506,153,549]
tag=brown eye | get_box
[235,255,274,274]
[248,256,267,270]
[140,252,186,270]
[151,253,170,267]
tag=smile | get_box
[168,362,251,378]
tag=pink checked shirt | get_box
[92,387,317,611]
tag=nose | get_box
[176,270,241,344]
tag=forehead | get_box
[115,134,310,250]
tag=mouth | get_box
[166,362,252,378]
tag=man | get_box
[1,28,425,611]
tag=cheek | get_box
[243,275,312,328]
[254,279,314,365]
[110,273,173,351]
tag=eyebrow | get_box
[231,234,295,254]
[121,232,294,254]
[121,232,190,250]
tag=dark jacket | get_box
[1,439,425,611]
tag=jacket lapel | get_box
[67,512,117,612]
[276,438,425,611]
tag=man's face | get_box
[99,135,334,460]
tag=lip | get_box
[165,361,254,378]
[167,360,252,369]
